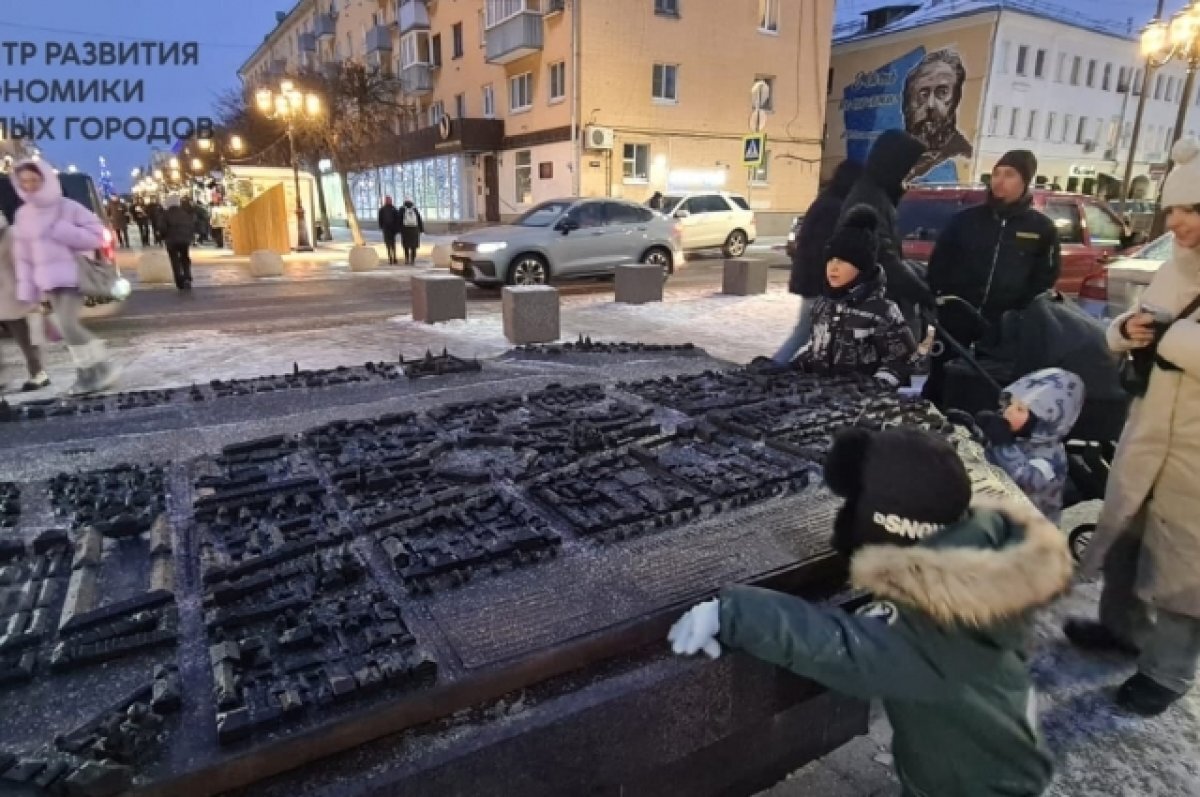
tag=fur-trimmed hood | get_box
[850,497,1073,629]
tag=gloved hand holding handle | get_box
[667,598,722,660]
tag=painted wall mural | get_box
[842,46,975,183]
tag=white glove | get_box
[667,598,722,659]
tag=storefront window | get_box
[348,155,470,223]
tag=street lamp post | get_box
[1141,4,1200,237]
[256,80,320,252]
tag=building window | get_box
[1063,113,1073,143]
[655,0,680,16]
[623,143,650,181]
[549,61,566,103]
[400,31,431,67]
[1086,59,1096,87]
[482,84,495,117]
[452,22,464,58]
[1155,74,1164,99]
[1168,77,1177,102]
[509,72,533,111]
[486,0,539,29]
[755,75,775,111]
[999,41,1010,74]
[428,100,444,127]
[1017,44,1029,76]
[431,33,443,67]
[1134,68,1144,95]
[1009,107,1020,137]
[652,63,679,102]
[1102,63,1112,91]
[1076,116,1088,144]
[1026,109,1038,140]
[514,150,532,204]
[479,10,487,46]
[989,104,1002,135]
[455,93,466,119]
[1055,53,1066,82]
[1070,56,1081,85]
[758,0,779,32]
[1117,66,1129,92]
[1123,120,1133,145]
[1046,111,1057,141]
[751,149,770,184]
[1034,48,1046,78]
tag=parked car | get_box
[1077,231,1173,320]
[657,192,756,257]
[895,185,1140,295]
[450,198,684,287]
[0,171,120,316]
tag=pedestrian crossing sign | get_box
[743,134,766,167]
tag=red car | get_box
[897,185,1138,295]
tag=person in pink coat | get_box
[11,159,119,395]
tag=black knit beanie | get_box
[824,204,881,279]
[825,427,972,557]
[994,150,1038,189]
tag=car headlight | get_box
[476,242,508,254]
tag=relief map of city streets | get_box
[0,345,1014,797]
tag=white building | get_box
[827,0,1193,198]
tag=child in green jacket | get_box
[668,427,1073,797]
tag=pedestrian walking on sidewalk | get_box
[10,159,119,396]
[399,199,424,265]
[377,196,400,265]
[132,198,151,247]
[1064,139,1200,717]
[148,200,165,247]
[163,196,195,290]
[0,209,49,392]
[107,199,130,249]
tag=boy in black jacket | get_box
[797,204,918,387]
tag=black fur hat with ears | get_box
[825,204,881,279]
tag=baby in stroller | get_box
[952,368,1085,523]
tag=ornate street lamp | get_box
[1141,4,1200,233]
[255,79,321,252]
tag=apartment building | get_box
[239,0,833,233]
[825,0,1188,198]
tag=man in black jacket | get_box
[924,150,1061,404]
[840,130,936,333]
[377,196,400,265]
[772,159,864,364]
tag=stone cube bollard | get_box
[502,286,560,345]
[412,273,467,324]
[136,251,173,284]
[614,263,664,305]
[431,244,453,269]
[722,258,768,296]
[249,250,285,278]
[348,246,380,272]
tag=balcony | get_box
[366,25,393,53]
[401,63,433,95]
[314,13,337,39]
[398,0,430,33]
[485,6,544,65]
[298,33,317,53]
[367,50,393,76]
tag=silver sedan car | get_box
[450,198,685,287]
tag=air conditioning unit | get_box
[545,0,566,14]
[585,126,614,150]
[1104,148,1116,160]
[1082,140,1096,153]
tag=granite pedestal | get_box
[136,252,173,285]
[249,251,285,278]
[723,259,769,296]
[348,246,380,273]
[502,286,560,344]
[615,263,664,305]
[412,274,467,324]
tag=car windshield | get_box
[516,201,573,227]
[897,197,967,241]
[661,195,685,214]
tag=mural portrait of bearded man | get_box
[903,49,973,179]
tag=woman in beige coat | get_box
[0,209,49,392]
[1065,138,1200,716]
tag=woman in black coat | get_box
[772,159,864,364]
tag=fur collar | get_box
[849,497,1073,628]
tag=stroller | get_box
[929,294,1130,563]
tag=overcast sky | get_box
[0,0,285,190]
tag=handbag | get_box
[55,202,122,299]
[1118,293,1200,397]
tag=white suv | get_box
[659,192,757,257]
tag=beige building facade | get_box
[240,0,833,233]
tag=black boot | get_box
[1063,619,1140,656]
[1117,673,1183,716]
